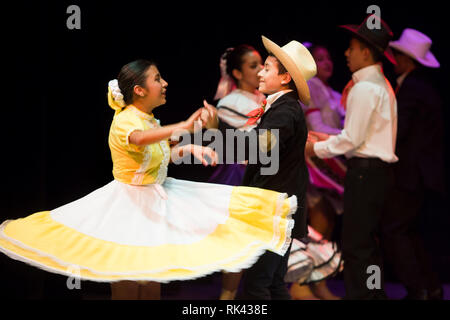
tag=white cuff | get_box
[313,140,332,159]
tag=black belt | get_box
[347,157,391,168]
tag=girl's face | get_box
[257,56,286,95]
[235,50,263,90]
[137,65,168,108]
[313,47,333,82]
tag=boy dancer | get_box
[306,15,398,299]
[203,35,317,299]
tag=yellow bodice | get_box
[108,105,170,185]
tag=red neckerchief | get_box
[245,99,267,125]
[340,79,355,110]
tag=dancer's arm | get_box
[129,108,203,146]
[311,83,376,159]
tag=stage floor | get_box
[79,272,450,300]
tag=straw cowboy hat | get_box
[339,14,396,65]
[261,35,317,105]
[389,28,440,68]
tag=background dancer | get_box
[306,15,398,299]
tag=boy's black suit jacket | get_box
[219,91,308,239]
[394,68,445,194]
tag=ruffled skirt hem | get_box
[0,178,297,283]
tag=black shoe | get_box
[428,287,444,300]
[403,289,428,300]
[403,287,443,300]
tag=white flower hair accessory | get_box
[108,79,126,108]
[213,47,236,101]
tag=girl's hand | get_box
[171,144,218,166]
[180,108,204,133]
[190,145,218,166]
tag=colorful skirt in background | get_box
[208,163,247,186]
[306,156,346,214]
[285,226,343,284]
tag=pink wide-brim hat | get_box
[389,28,440,68]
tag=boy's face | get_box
[392,50,411,75]
[258,56,286,95]
[345,38,367,73]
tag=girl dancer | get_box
[0,59,296,299]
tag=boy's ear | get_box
[232,69,243,81]
[280,73,292,85]
[362,47,372,62]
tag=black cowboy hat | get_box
[340,14,396,65]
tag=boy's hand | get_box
[304,141,317,158]
[308,131,330,142]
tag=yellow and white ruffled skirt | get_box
[0,177,296,282]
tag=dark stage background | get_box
[1,0,449,298]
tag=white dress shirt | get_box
[314,64,398,163]
[264,89,293,113]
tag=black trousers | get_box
[342,158,394,300]
[381,184,441,294]
[240,244,292,300]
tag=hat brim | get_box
[389,42,440,68]
[339,24,397,65]
[262,36,311,105]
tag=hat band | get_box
[358,27,389,52]
[398,41,431,59]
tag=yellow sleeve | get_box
[111,112,146,153]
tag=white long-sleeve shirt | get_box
[313,64,398,163]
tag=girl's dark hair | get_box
[223,44,257,82]
[117,59,156,104]
[268,53,298,96]
[308,43,329,59]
